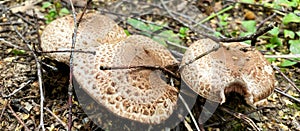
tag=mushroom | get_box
[72,35,179,124]
[41,12,127,63]
[41,13,180,124]
[180,39,275,106]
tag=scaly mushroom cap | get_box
[41,12,127,63]
[73,35,179,124]
[180,39,275,106]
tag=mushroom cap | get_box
[41,12,127,63]
[180,39,275,106]
[73,35,179,124]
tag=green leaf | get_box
[266,36,282,48]
[218,13,229,21]
[240,31,252,45]
[127,18,163,32]
[241,20,256,33]
[284,29,295,39]
[295,31,300,37]
[289,40,300,54]
[124,30,130,36]
[220,21,228,26]
[148,24,163,31]
[241,0,254,4]
[278,0,299,7]
[42,2,52,9]
[218,13,229,26]
[127,18,149,32]
[240,31,252,37]
[179,27,188,34]
[282,13,300,25]
[263,3,277,9]
[59,8,70,16]
[54,1,62,9]
[179,27,189,38]
[266,58,276,63]
[270,36,283,46]
[262,0,299,9]
[12,49,25,55]
[231,30,238,37]
[153,30,181,46]
[214,32,222,37]
[280,59,297,67]
[268,27,279,36]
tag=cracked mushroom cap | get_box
[73,35,179,124]
[41,12,127,63]
[180,39,275,106]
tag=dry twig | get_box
[170,78,200,131]
[8,11,45,131]
[100,65,180,80]
[275,88,300,103]
[67,0,76,130]
[0,38,24,49]
[7,101,30,131]
[67,0,92,130]
[264,54,300,59]
[272,65,300,94]
[219,22,275,46]
[0,99,8,121]
[220,107,261,131]
[2,79,34,98]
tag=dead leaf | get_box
[278,123,289,130]
[283,99,293,105]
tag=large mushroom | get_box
[41,13,180,125]
[72,35,179,124]
[180,39,276,106]
[41,12,127,63]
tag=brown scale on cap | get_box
[180,39,276,106]
[72,35,179,124]
[41,12,127,63]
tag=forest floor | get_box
[0,0,300,131]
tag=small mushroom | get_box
[72,35,179,124]
[180,39,275,106]
[41,12,127,63]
